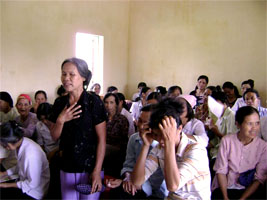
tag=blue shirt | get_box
[121,132,168,198]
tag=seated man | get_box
[132,98,211,199]
[106,104,168,199]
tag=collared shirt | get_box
[7,137,50,199]
[0,107,19,123]
[49,91,107,173]
[130,100,143,122]
[183,118,209,147]
[145,133,211,200]
[212,133,267,191]
[15,112,38,138]
[210,107,238,159]
[121,108,135,136]
[36,121,59,154]
[121,132,168,198]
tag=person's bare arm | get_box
[240,180,261,200]
[91,121,106,193]
[217,173,229,200]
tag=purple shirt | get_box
[15,112,38,138]
[212,133,267,191]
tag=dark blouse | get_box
[49,90,107,173]
[106,113,129,150]
[190,90,204,107]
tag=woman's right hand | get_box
[57,103,82,124]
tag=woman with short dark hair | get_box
[212,106,266,199]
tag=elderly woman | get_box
[0,121,50,199]
[49,58,107,200]
[211,106,266,199]
[15,94,38,139]
[103,93,129,178]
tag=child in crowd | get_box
[0,121,50,199]
[131,98,211,199]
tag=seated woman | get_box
[146,91,162,105]
[190,75,209,106]
[231,79,254,113]
[103,93,129,177]
[117,93,135,136]
[0,91,18,123]
[177,95,209,147]
[195,86,219,123]
[211,106,266,200]
[130,87,151,125]
[222,81,241,108]
[243,88,267,118]
[167,85,182,98]
[0,121,50,199]
[15,94,38,140]
[30,90,48,113]
[36,102,59,155]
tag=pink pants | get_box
[60,170,104,200]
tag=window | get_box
[75,32,104,93]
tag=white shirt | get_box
[121,108,135,136]
[7,138,50,199]
[260,116,267,142]
[183,118,209,147]
[130,100,143,122]
[231,97,246,113]
[36,121,59,154]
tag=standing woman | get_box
[49,58,107,200]
[190,75,209,106]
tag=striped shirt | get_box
[144,133,211,200]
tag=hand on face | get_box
[140,123,154,146]
[159,116,178,146]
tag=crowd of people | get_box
[0,57,266,200]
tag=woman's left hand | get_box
[91,171,102,193]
